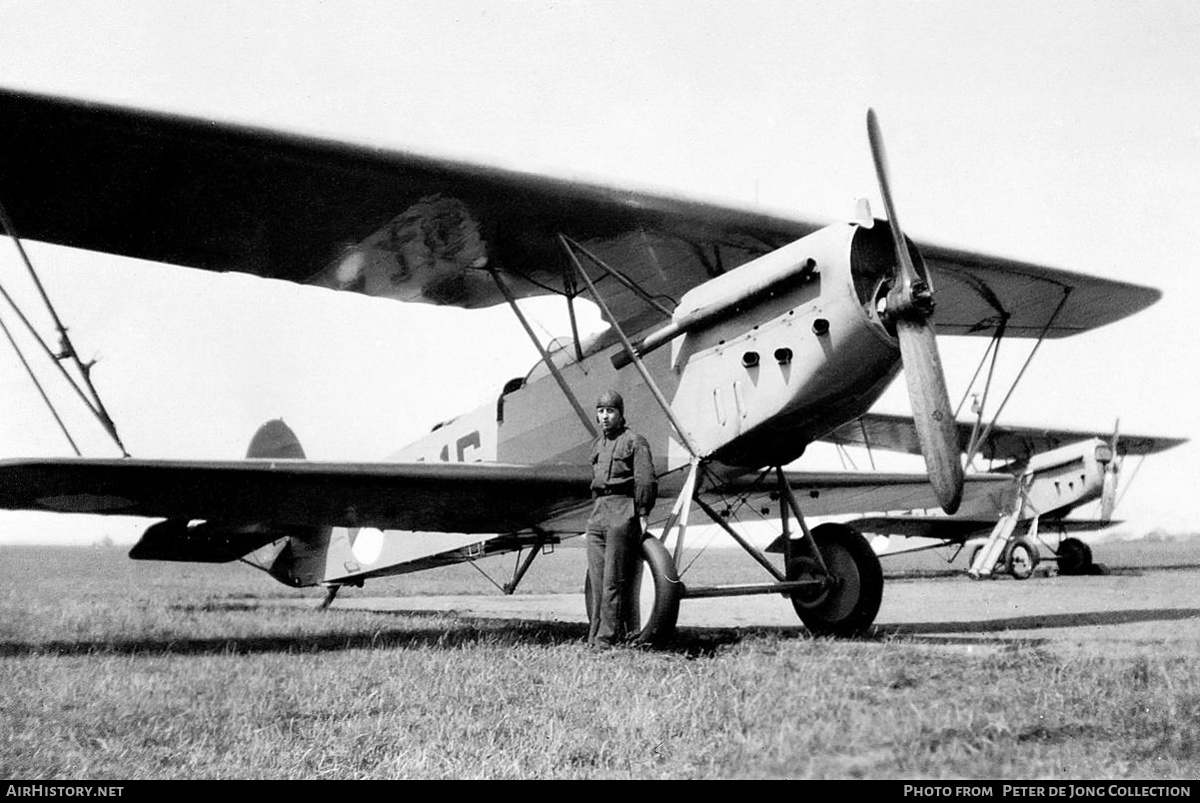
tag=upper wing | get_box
[0,87,1159,338]
[823,412,1187,463]
[918,242,1161,338]
[0,457,593,533]
[0,87,809,332]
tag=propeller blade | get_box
[1100,467,1118,522]
[1100,418,1121,521]
[866,109,964,514]
[867,109,922,298]
[897,317,965,514]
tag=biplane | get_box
[822,414,1182,579]
[0,88,1180,642]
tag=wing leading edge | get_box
[0,87,1161,339]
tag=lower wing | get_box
[0,458,593,534]
[842,515,1116,543]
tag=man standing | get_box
[586,389,657,648]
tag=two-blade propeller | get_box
[867,109,964,514]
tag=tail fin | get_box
[130,419,334,587]
[246,418,307,460]
[238,419,334,587]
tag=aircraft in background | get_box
[0,88,1181,642]
[821,415,1182,579]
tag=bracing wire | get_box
[0,194,129,456]
[0,310,80,455]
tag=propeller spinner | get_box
[867,109,965,514]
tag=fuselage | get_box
[397,221,907,480]
[262,221,915,586]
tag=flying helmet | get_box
[595,390,624,414]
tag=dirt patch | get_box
[331,564,1200,659]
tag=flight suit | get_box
[586,425,657,646]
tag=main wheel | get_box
[630,537,682,646]
[787,523,883,637]
[1005,538,1040,580]
[1056,537,1094,576]
[583,536,682,647]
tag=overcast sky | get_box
[0,0,1196,543]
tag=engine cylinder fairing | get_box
[849,221,932,338]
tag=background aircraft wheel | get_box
[583,536,682,647]
[787,523,882,637]
[1005,538,1040,580]
[1056,537,1094,576]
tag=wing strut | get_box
[962,290,1069,468]
[558,234,700,459]
[560,259,586,363]
[489,268,597,439]
[0,196,129,456]
[957,318,1008,468]
[558,235,675,320]
[0,312,79,454]
[857,419,877,470]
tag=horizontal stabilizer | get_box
[129,519,282,563]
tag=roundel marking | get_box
[350,527,386,565]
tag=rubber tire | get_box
[787,523,883,637]
[1005,538,1040,580]
[583,536,682,647]
[1056,537,1094,576]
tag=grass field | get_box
[2,541,1199,779]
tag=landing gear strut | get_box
[645,460,884,640]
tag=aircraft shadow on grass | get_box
[879,607,1200,638]
[0,614,592,659]
[3,603,1198,660]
